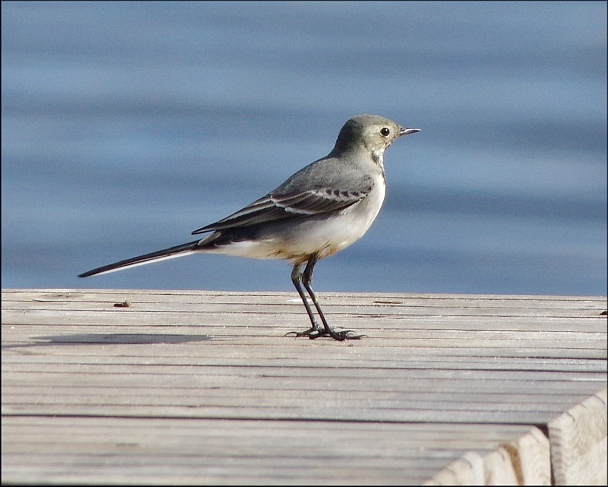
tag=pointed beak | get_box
[398,127,420,137]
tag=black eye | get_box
[380,127,391,137]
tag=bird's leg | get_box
[285,263,325,338]
[301,255,363,341]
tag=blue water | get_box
[2,1,607,296]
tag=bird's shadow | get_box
[2,333,211,349]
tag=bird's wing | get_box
[192,177,373,234]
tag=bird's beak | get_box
[398,127,420,136]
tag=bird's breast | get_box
[300,177,386,260]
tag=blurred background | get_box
[2,1,606,296]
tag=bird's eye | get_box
[380,127,391,137]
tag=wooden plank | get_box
[424,451,486,485]
[500,426,552,485]
[2,289,606,485]
[3,350,605,372]
[424,426,552,485]
[2,417,533,486]
[3,288,604,316]
[549,388,607,485]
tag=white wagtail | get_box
[79,114,419,340]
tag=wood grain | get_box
[549,389,607,485]
[2,289,606,485]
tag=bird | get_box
[79,114,420,340]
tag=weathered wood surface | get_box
[2,289,606,485]
[548,389,607,485]
[426,427,553,485]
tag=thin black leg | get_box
[285,263,324,338]
[300,255,363,341]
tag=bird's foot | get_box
[327,329,365,341]
[286,327,365,341]
[285,326,324,339]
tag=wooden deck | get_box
[2,289,606,485]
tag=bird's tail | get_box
[78,239,202,278]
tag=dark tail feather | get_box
[78,239,202,278]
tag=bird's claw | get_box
[328,329,365,341]
[285,326,323,338]
[286,327,365,341]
